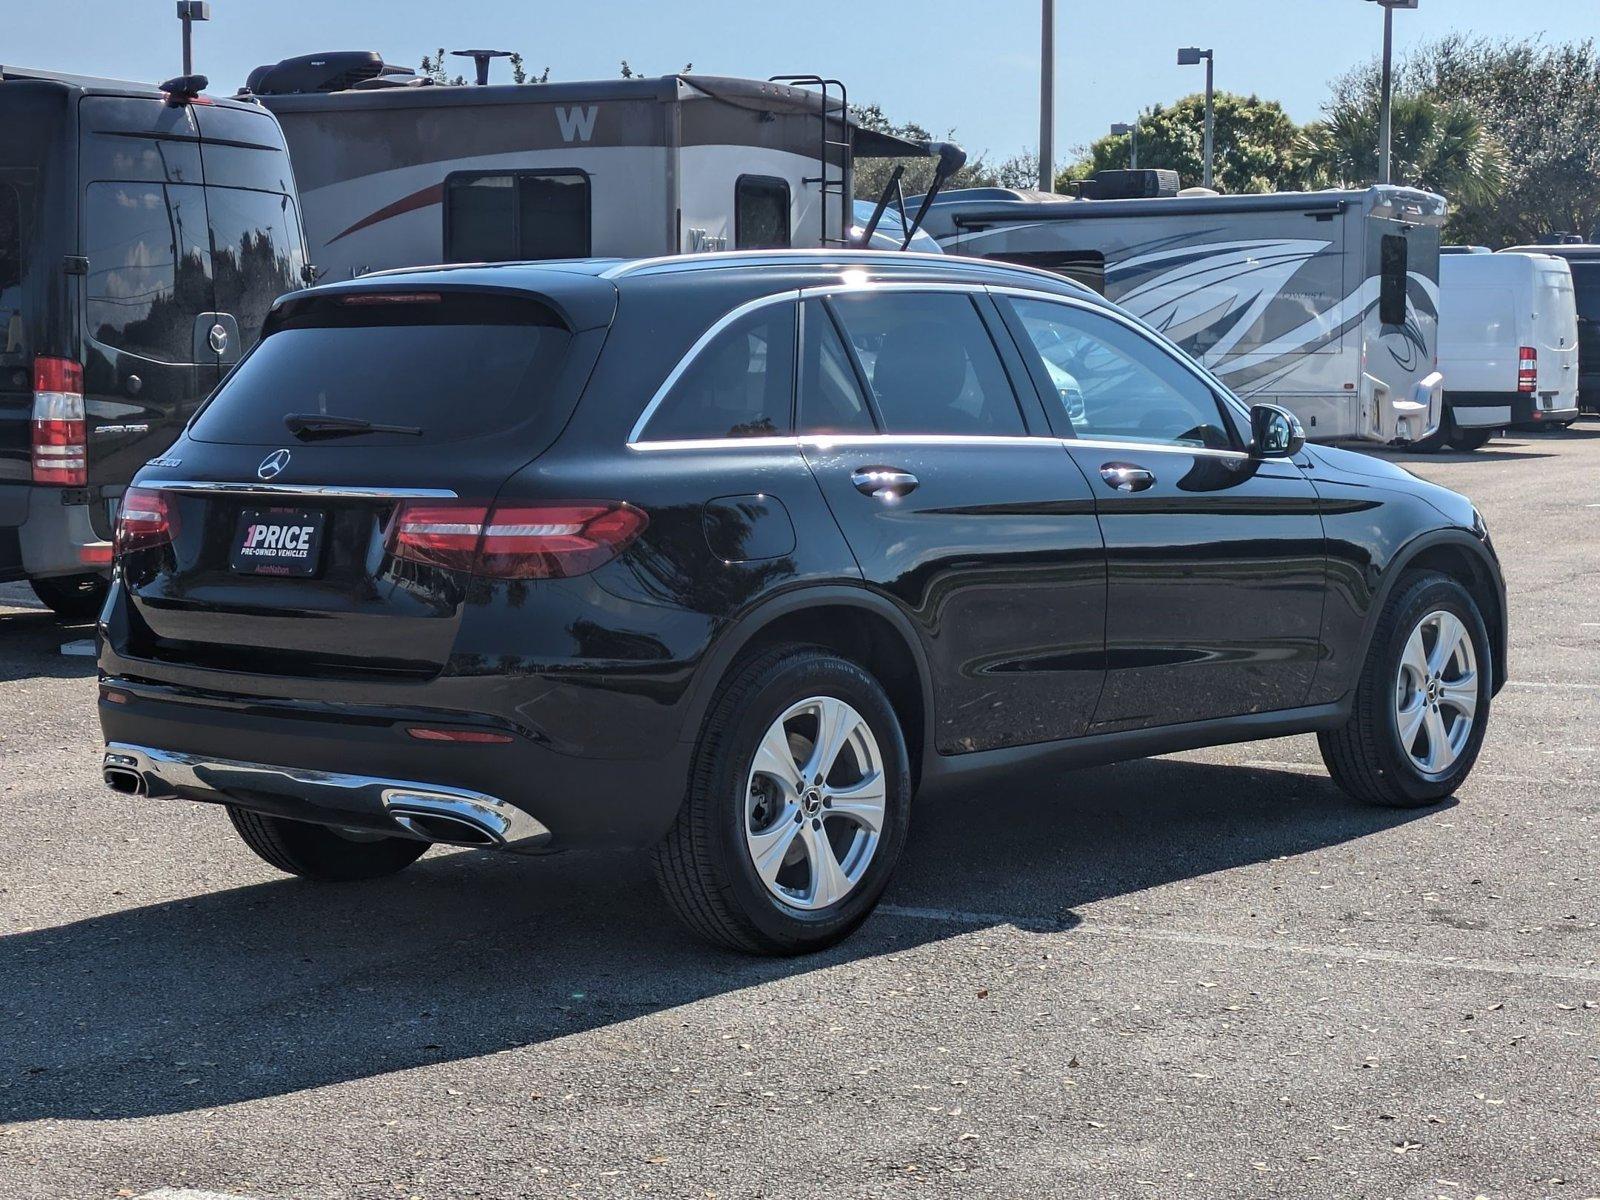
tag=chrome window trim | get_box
[146,481,460,499]
[626,289,801,445]
[627,432,1245,459]
[985,284,1256,426]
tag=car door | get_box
[996,290,1327,734]
[799,287,1106,755]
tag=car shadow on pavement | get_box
[0,610,97,683]
[1,756,1447,1123]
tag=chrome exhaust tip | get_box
[382,789,550,852]
[103,766,145,796]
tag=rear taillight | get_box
[115,486,177,556]
[388,500,647,579]
[1518,346,1538,394]
[32,356,86,486]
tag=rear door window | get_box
[638,302,796,441]
[84,182,212,364]
[445,171,591,262]
[799,300,876,435]
[827,291,1026,436]
[0,183,21,354]
[188,292,573,446]
[206,186,306,348]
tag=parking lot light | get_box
[1177,47,1215,189]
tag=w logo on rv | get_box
[556,106,598,143]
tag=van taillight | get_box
[1518,346,1538,393]
[32,356,86,486]
[387,500,648,579]
[115,486,177,556]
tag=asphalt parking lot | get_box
[2,427,1597,1200]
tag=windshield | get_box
[188,292,573,446]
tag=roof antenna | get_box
[450,49,512,86]
[175,1,210,76]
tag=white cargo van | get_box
[1435,251,1580,449]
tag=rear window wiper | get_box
[284,413,424,440]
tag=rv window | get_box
[828,291,1026,437]
[735,176,791,251]
[1380,234,1409,326]
[445,171,591,262]
[84,182,213,365]
[0,185,21,292]
[207,187,307,349]
[799,300,875,434]
[642,303,796,441]
[1006,297,1236,449]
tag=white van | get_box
[1434,251,1580,449]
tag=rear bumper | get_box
[0,484,114,580]
[97,678,695,850]
[1447,391,1580,428]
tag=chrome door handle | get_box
[851,467,919,499]
[1099,462,1155,493]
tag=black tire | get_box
[1319,572,1492,808]
[1447,427,1493,452]
[652,644,913,955]
[30,573,109,622]
[226,806,427,881]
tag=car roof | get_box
[0,63,262,111]
[356,250,1103,305]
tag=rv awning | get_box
[852,125,939,160]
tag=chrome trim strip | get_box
[147,481,460,500]
[1065,437,1249,460]
[102,742,550,851]
[627,432,1243,459]
[626,290,801,444]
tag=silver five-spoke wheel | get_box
[1394,609,1479,777]
[744,696,885,910]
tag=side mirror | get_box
[1250,403,1305,458]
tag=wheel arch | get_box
[682,586,936,786]
[1364,529,1508,694]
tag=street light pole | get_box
[176,1,210,76]
[1177,47,1215,189]
[1040,0,1056,192]
[1111,122,1139,169]
[1370,0,1418,186]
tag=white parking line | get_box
[878,906,1600,984]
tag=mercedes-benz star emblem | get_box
[209,323,228,354]
[258,448,292,481]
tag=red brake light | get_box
[115,486,177,556]
[388,500,647,579]
[405,727,515,744]
[1518,346,1538,393]
[32,356,86,486]
[339,292,443,306]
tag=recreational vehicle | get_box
[918,180,1447,446]
[244,52,958,281]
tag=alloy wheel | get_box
[1394,609,1479,777]
[744,696,886,911]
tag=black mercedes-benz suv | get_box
[98,251,1507,955]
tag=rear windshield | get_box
[1568,261,1600,319]
[188,291,572,446]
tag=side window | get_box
[84,182,212,364]
[799,300,876,435]
[1380,234,1409,326]
[445,172,591,262]
[207,187,306,349]
[735,176,791,250]
[1007,297,1235,449]
[828,291,1026,436]
[641,302,796,441]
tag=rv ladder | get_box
[770,75,851,248]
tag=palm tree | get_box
[1301,93,1504,209]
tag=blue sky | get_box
[5,0,1593,166]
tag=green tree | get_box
[1074,92,1308,194]
[1328,36,1600,245]
[418,49,466,87]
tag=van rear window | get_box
[188,292,572,446]
[0,185,20,292]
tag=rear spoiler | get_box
[855,140,967,251]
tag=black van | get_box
[1503,243,1600,416]
[0,66,307,618]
